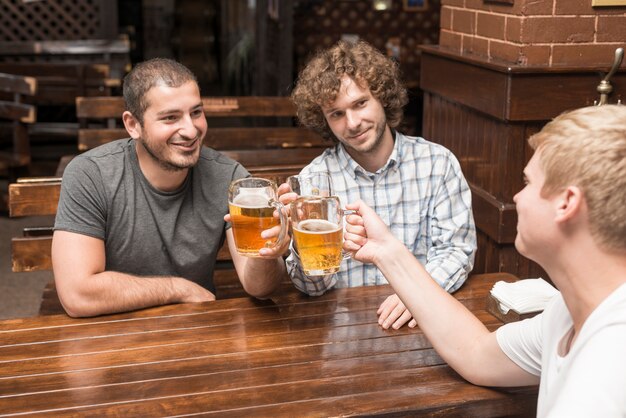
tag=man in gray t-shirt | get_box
[53,58,289,317]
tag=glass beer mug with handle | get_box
[228,177,289,257]
[287,172,332,197]
[290,196,353,275]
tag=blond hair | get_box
[291,40,408,142]
[528,105,626,252]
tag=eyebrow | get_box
[323,95,369,114]
[155,103,203,116]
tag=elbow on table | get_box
[55,280,99,318]
[242,279,280,300]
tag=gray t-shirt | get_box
[54,138,248,293]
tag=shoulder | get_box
[64,138,131,177]
[301,145,341,174]
[397,133,465,179]
[198,147,247,169]
[196,146,249,178]
[398,133,456,160]
[80,138,131,160]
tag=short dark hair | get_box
[122,58,198,124]
[291,40,408,142]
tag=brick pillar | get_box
[440,0,626,66]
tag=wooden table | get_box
[0,273,537,417]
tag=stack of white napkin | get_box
[490,278,559,314]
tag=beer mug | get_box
[287,172,332,197]
[228,177,289,257]
[290,196,352,275]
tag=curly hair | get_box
[123,58,198,125]
[291,40,408,142]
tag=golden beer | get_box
[293,219,343,275]
[229,194,279,256]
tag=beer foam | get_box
[295,219,340,233]
[232,193,270,208]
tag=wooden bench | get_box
[0,63,120,106]
[0,63,121,166]
[56,95,327,175]
[0,38,130,165]
[0,38,131,79]
[59,95,327,172]
[0,72,37,186]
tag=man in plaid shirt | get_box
[284,40,476,329]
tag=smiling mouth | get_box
[171,137,200,150]
[348,128,369,141]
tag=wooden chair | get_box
[0,72,37,187]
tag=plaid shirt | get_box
[286,132,477,295]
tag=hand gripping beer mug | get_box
[287,172,332,197]
[228,177,289,257]
[290,196,352,275]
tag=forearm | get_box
[374,240,493,379]
[57,271,200,317]
[239,257,286,298]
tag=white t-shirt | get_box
[496,283,626,417]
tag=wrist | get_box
[372,238,405,267]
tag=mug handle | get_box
[341,209,357,260]
[268,198,289,251]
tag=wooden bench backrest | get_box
[0,38,131,79]
[0,72,37,169]
[0,63,119,105]
[75,96,327,167]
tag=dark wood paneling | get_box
[421,45,626,121]
[471,185,517,244]
[421,52,510,120]
[508,73,599,119]
[424,93,530,202]
[475,230,548,281]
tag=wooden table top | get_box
[0,273,537,417]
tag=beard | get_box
[138,134,201,172]
[342,118,388,155]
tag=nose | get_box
[179,113,198,139]
[345,109,361,130]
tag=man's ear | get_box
[555,186,583,223]
[122,111,142,140]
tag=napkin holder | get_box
[486,293,542,323]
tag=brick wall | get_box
[440,0,626,66]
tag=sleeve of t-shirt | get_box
[495,312,544,376]
[54,156,108,240]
